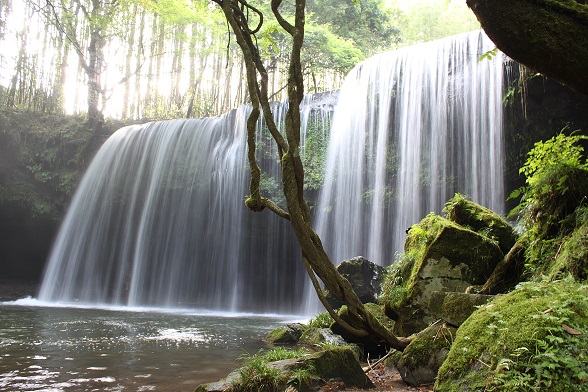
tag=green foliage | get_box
[0,109,101,219]
[306,311,334,329]
[509,132,588,276]
[435,279,588,391]
[232,347,312,391]
[393,0,479,45]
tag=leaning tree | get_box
[211,0,411,350]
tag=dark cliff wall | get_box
[503,64,588,212]
[0,110,125,283]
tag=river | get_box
[0,300,295,391]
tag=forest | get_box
[0,0,476,121]
[0,0,587,391]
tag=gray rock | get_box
[386,215,504,335]
[326,256,386,308]
[394,322,457,387]
[265,323,305,344]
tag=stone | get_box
[394,322,457,387]
[326,256,387,309]
[444,193,517,254]
[265,323,305,344]
[428,291,494,327]
[435,280,588,391]
[277,347,374,389]
[194,370,240,392]
[195,346,373,392]
[383,213,504,335]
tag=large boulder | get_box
[547,222,588,282]
[383,213,504,335]
[444,193,517,254]
[195,346,373,392]
[428,291,494,327]
[326,256,386,309]
[435,280,588,391]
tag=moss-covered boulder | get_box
[382,213,504,335]
[435,280,588,391]
[265,323,305,345]
[393,322,457,387]
[299,327,346,347]
[428,291,494,327]
[548,222,588,282]
[274,346,373,389]
[326,256,386,309]
[444,193,518,254]
[196,346,373,392]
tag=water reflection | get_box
[0,304,291,391]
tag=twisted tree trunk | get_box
[213,0,410,351]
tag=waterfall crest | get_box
[315,31,506,267]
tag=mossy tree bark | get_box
[212,0,410,351]
[467,0,588,95]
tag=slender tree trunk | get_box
[214,0,411,351]
[122,3,137,119]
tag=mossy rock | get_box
[435,280,588,391]
[548,222,588,282]
[383,213,504,335]
[394,322,457,387]
[275,346,374,389]
[198,346,373,392]
[444,193,517,254]
[265,323,305,345]
[299,327,347,348]
[428,291,495,327]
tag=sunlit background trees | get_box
[0,0,478,121]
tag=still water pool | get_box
[0,301,295,391]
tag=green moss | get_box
[265,323,304,344]
[380,213,447,309]
[435,280,588,391]
[547,222,588,282]
[444,193,516,253]
[401,322,456,369]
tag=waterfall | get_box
[38,97,333,313]
[315,31,506,268]
[39,31,507,314]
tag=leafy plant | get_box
[232,347,310,392]
[508,132,588,275]
[306,311,334,329]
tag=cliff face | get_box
[503,67,588,212]
[0,110,125,282]
[467,0,588,95]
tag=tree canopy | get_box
[0,0,479,121]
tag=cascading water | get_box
[38,96,334,313]
[39,31,507,315]
[315,31,506,269]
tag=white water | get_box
[38,31,507,314]
[38,96,334,313]
[315,31,506,268]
